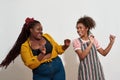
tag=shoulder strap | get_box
[78,38,83,44]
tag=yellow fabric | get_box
[20,33,64,69]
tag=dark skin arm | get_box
[97,35,115,56]
[75,35,115,60]
[37,39,71,61]
[75,36,94,60]
[62,39,71,50]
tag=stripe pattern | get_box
[78,38,105,80]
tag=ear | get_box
[86,28,90,35]
[87,27,89,30]
[30,28,33,33]
[86,27,89,31]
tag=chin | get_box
[78,34,82,37]
[79,35,84,38]
[37,36,42,39]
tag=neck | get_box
[29,36,41,42]
[81,34,89,40]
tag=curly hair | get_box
[76,16,96,30]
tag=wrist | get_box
[37,53,45,61]
[109,42,114,45]
[62,45,68,50]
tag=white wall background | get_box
[0,0,120,80]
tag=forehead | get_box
[77,23,85,28]
[33,23,42,28]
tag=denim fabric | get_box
[32,56,65,80]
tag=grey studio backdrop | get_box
[0,0,120,80]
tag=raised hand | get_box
[109,34,116,44]
[89,34,94,44]
[62,39,71,50]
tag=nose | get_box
[77,28,81,32]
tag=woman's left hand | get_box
[62,39,71,50]
[109,34,116,44]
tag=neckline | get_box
[81,38,89,42]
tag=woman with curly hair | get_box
[72,16,115,80]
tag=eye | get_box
[76,26,80,29]
[40,27,43,31]
[79,26,82,29]
[34,25,43,31]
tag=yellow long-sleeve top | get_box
[20,33,64,69]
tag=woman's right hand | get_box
[89,35,94,44]
[40,45,46,55]
[39,37,46,55]
[37,46,46,61]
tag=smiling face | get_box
[30,23,43,40]
[76,23,88,38]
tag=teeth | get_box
[77,31,82,35]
